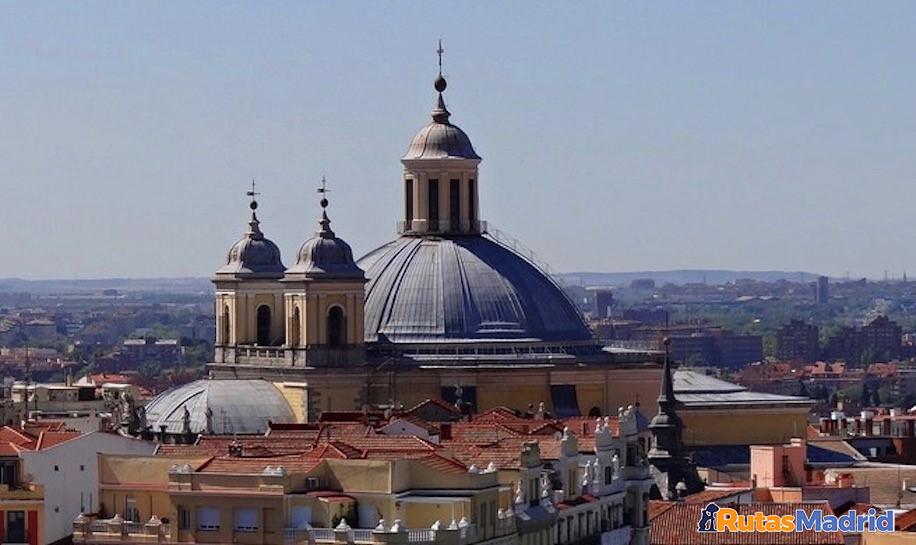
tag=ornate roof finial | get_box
[432,40,450,124]
[245,179,263,239]
[316,176,335,238]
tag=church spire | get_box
[316,176,335,238]
[432,40,451,124]
[245,179,264,240]
[648,337,683,460]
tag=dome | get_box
[216,213,285,278]
[286,208,365,279]
[403,120,481,161]
[402,88,480,161]
[143,379,296,434]
[357,236,594,344]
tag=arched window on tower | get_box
[290,307,301,347]
[327,306,346,348]
[256,305,271,346]
[222,305,231,345]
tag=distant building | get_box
[630,278,656,290]
[825,316,901,364]
[120,338,181,366]
[815,275,829,304]
[861,315,902,362]
[588,288,614,318]
[776,319,820,362]
[621,308,669,327]
[668,332,762,368]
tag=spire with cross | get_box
[244,179,263,238]
[246,179,260,210]
[437,39,444,77]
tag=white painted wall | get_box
[20,432,157,545]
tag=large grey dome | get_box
[216,213,285,278]
[357,236,593,344]
[143,379,296,434]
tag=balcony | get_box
[285,521,480,545]
[397,220,487,236]
[73,515,171,545]
[0,482,43,501]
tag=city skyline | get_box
[4,3,916,279]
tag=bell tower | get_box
[282,180,367,367]
[400,41,482,236]
[213,183,287,364]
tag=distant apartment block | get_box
[776,319,820,362]
[825,316,902,363]
[814,275,829,304]
[669,331,763,368]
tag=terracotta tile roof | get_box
[35,431,81,450]
[649,502,844,545]
[894,507,916,531]
[683,487,752,505]
[404,398,463,419]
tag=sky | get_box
[2,2,915,280]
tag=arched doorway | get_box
[327,306,346,347]
[222,305,230,344]
[256,305,271,346]
[290,307,301,346]
[588,406,602,417]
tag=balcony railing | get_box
[73,515,171,544]
[285,523,479,545]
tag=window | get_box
[256,305,271,346]
[222,305,231,344]
[290,307,301,347]
[80,465,85,471]
[125,498,140,522]
[327,307,346,348]
[235,508,258,532]
[604,466,613,485]
[0,460,18,486]
[405,179,414,227]
[178,507,191,530]
[428,179,439,230]
[54,465,59,471]
[305,477,320,490]
[468,179,476,223]
[449,179,460,230]
[529,477,540,507]
[289,506,312,529]
[197,507,220,530]
[6,511,25,543]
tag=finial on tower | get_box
[244,179,263,239]
[318,175,330,209]
[432,40,450,123]
[316,176,334,237]
[247,179,260,210]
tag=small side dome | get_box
[216,207,285,278]
[286,199,365,280]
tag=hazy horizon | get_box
[4,3,916,279]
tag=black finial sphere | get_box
[662,336,671,347]
[434,75,447,93]
[250,201,258,210]
[320,197,328,208]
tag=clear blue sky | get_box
[2,2,915,279]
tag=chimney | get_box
[158,424,168,443]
